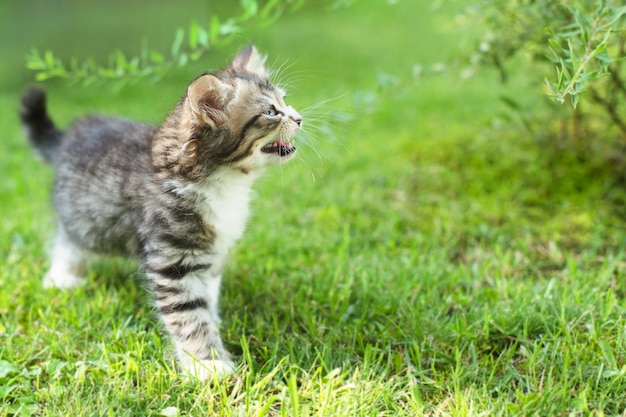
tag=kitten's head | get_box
[184,45,301,174]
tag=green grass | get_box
[2,1,626,416]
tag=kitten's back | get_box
[54,115,157,255]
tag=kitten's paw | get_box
[43,272,86,289]
[182,359,236,381]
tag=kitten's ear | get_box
[187,74,233,128]
[231,45,267,77]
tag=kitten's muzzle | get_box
[291,116,302,127]
[260,114,301,157]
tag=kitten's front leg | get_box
[205,273,223,324]
[147,261,234,379]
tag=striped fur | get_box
[20,46,302,379]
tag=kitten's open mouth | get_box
[261,140,296,157]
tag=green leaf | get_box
[572,8,590,46]
[558,58,571,82]
[188,20,200,50]
[189,51,203,61]
[571,91,580,108]
[219,18,241,36]
[544,78,559,94]
[596,51,618,72]
[26,59,46,71]
[197,26,209,48]
[573,79,586,94]
[128,57,140,73]
[210,15,221,42]
[150,50,165,63]
[566,39,578,70]
[548,38,562,50]
[0,360,20,379]
[25,49,46,70]
[598,339,617,369]
[34,72,52,82]
[115,50,128,71]
[288,0,306,13]
[376,71,399,90]
[171,28,185,57]
[260,0,280,19]
[579,70,602,83]
[607,6,626,26]
[44,50,55,67]
[240,0,258,19]
[259,0,284,27]
[590,42,607,59]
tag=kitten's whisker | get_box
[268,58,296,84]
[299,93,347,114]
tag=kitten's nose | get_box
[291,116,302,127]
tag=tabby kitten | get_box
[20,46,302,379]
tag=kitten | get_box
[19,46,302,379]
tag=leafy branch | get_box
[25,0,305,86]
[546,2,626,108]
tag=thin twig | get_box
[589,86,626,138]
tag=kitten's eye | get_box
[266,106,277,116]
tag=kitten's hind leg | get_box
[43,226,87,289]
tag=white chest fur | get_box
[196,169,260,262]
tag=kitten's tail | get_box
[20,87,62,165]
